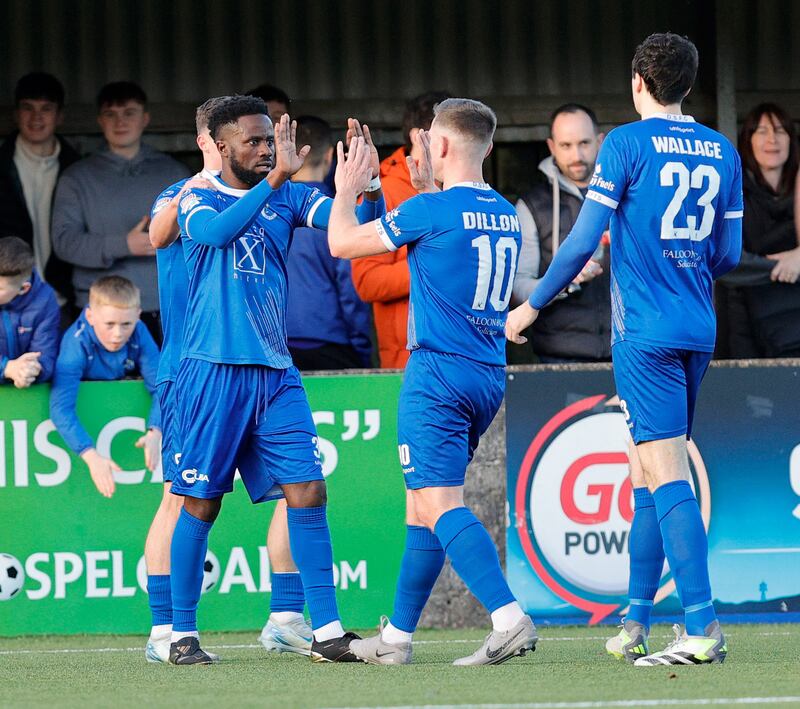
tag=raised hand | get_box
[407,129,438,193]
[335,137,373,198]
[347,118,380,178]
[271,113,311,181]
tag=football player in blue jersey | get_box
[143,98,314,662]
[328,98,538,666]
[507,33,743,666]
[168,95,384,664]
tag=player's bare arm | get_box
[406,129,440,194]
[149,175,215,249]
[329,137,389,258]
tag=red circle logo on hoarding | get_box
[514,394,710,624]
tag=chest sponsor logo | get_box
[514,394,710,623]
[234,236,267,275]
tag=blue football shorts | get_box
[397,349,505,489]
[171,359,323,501]
[156,379,179,483]
[612,340,712,444]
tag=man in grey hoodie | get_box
[512,104,611,363]
[52,81,189,344]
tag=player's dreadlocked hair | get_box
[207,94,268,140]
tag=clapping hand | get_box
[271,113,311,181]
[334,137,373,199]
[407,129,438,193]
[346,118,380,178]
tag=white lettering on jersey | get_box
[462,212,520,232]
[651,136,723,160]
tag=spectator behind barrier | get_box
[50,275,161,498]
[512,104,611,363]
[0,236,60,387]
[351,90,451,369]
[716,103,800,357]
[286,116,372,370]
[0,72,80,308]
[51,81,189,345]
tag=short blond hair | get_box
[89,276,141,309]
[433,98,497,150]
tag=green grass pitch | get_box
[1,624,799,708]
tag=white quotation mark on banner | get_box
[312,410,381,477]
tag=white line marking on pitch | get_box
[321,699,800,709]
[0,632,792,656]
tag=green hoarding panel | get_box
[0,374,405,635]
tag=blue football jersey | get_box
[151,177,189,385]
[586,113,743,352]
[176,175,328,367]
[375,182,521,366]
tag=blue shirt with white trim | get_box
[176,175,329,368]
[530,113,743,353]
[376,182,521,366]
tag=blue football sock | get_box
[271,572,305,614]
[170,508,213,633]
[434,507,515,613]
[147,574,172,627]
[653,480,717,636]
[390,525,446,633]
[627,487,664,629]
[287,505,339,630]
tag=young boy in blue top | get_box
[51,275,161,497]
[507,33,742,666]
[0,236,60,387]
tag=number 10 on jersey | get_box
[471,235,518,311]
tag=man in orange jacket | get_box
[351,91,450,368]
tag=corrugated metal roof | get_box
[0,0,796,132]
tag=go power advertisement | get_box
[0,374,406,635]
[506,363,800,624]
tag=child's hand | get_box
[136,428,162,472]
[4,352,41,388]
[80,449,119,498]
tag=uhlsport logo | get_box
[514,394,710,624]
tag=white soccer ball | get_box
[202,550,220,594]
[0,553,25,601]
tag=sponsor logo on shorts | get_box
[181,468,210,484]
[514,394,710,624]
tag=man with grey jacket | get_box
[512,104,611,363]
[52,82,188,344]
